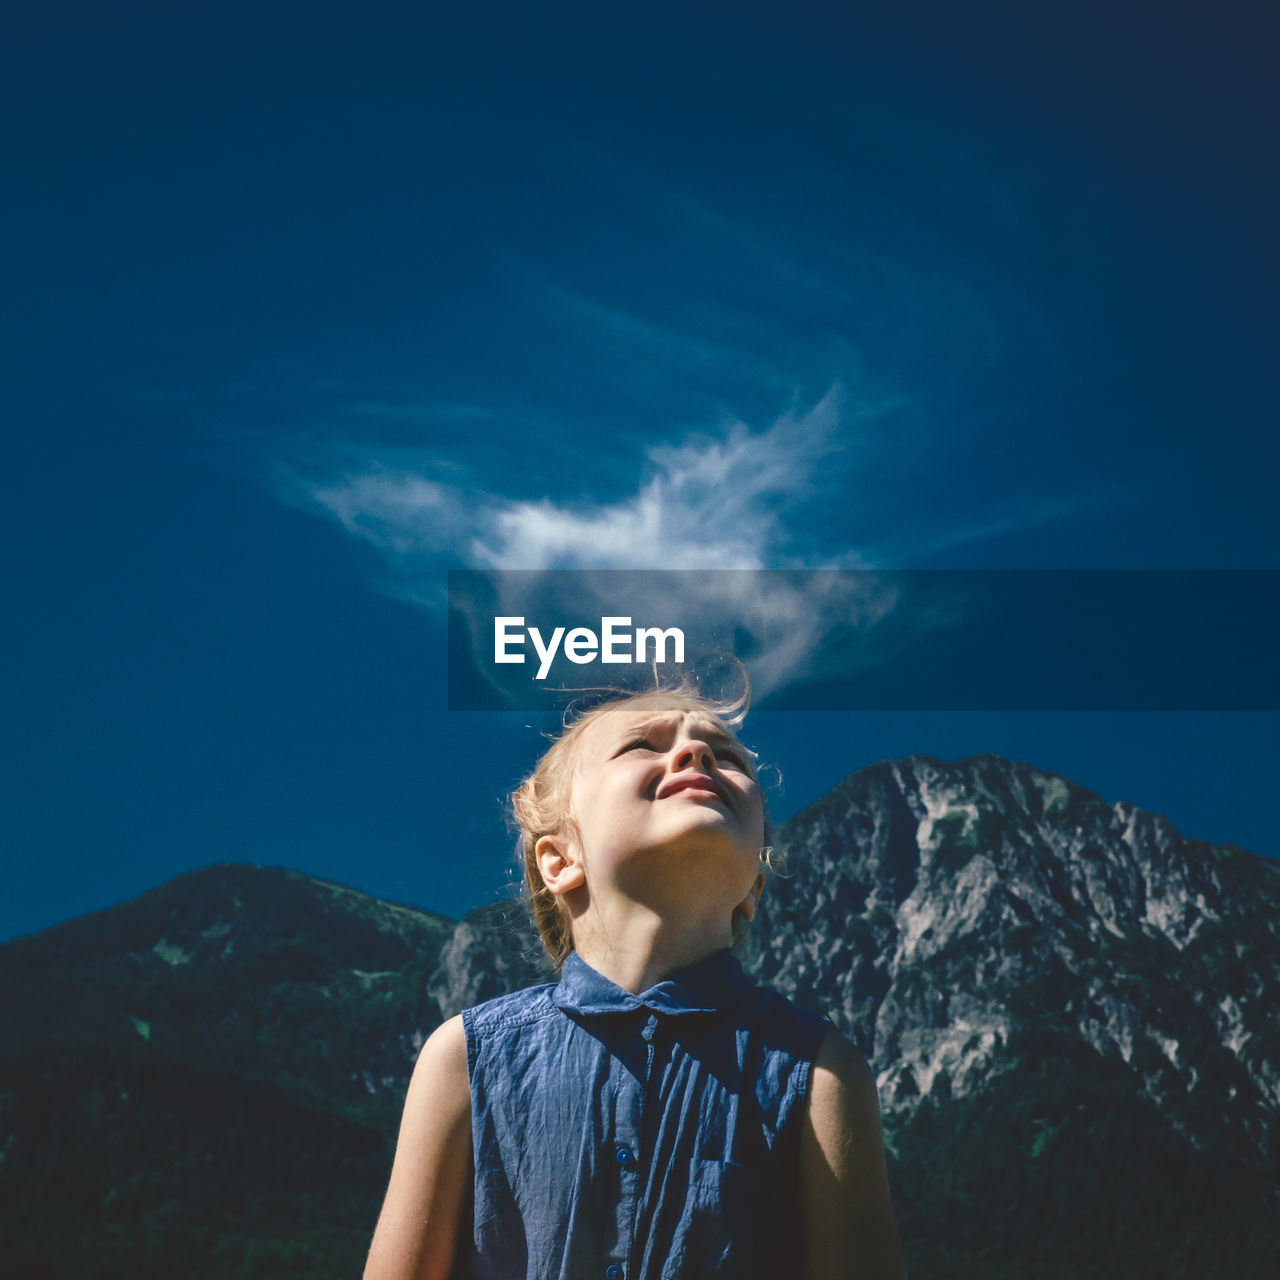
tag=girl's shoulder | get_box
[462,979,560,1035]
[748,980,837,1058]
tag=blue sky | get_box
[3,0,1276,939]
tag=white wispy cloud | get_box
[472,393,849,571]
[257,168,1118,696]
[269,385,913,696]
[279,385,854,576]
[266,375,1104,699]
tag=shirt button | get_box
[615,1146,635,1168]
[605,1266,624,1280]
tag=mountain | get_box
[0,865,456,1278]
[743,754,1279,1145]
[2,759,1278,1278]
[737,754,1280,1276]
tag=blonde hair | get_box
[510,678,775,970]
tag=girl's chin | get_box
[622,835,762,884]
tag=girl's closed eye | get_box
[616,729,751,773]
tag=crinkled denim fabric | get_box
[461,948,830,1280]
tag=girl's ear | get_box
[535,833,586,897]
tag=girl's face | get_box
[557,699,765,912]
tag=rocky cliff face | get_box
[428,899,552,1015]
[737,754,1279,1164]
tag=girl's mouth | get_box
[658,774,729,804]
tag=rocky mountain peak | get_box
[741,753,1279,1166]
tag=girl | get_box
[364,686,904,1280]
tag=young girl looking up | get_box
[364,687,905,1280]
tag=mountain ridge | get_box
[2,753,1278,1277]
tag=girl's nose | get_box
[672,736,716,772]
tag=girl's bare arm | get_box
[363,1014,472,1280]
[801,1027,906,1280]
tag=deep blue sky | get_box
[3,0,1277,940]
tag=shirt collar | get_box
[551,947,756,1017]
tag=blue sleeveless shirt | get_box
[461,947,831,1280]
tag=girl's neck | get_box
[570,902,734,993]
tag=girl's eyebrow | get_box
[608,716,668,745]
